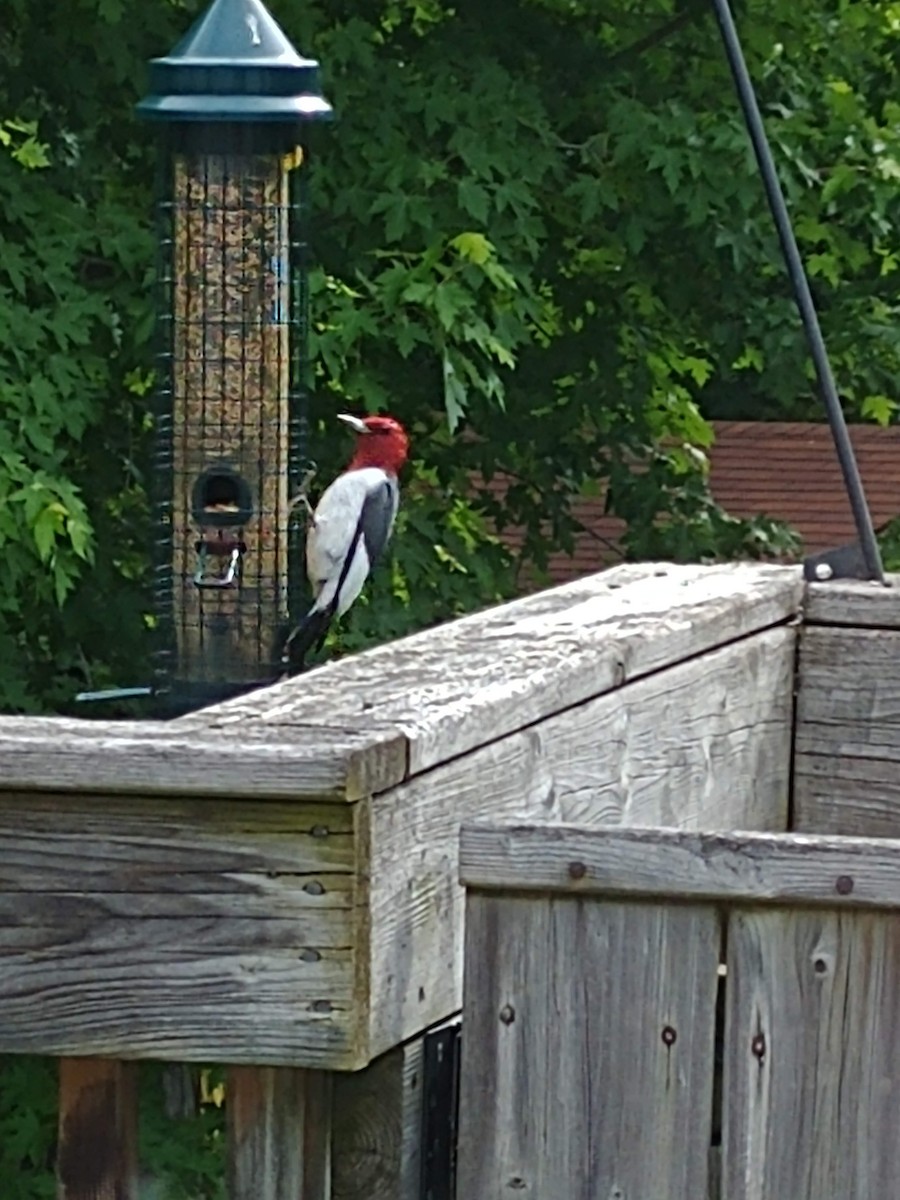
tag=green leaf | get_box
[451,232,493,264]
[458,179,490,224]
[442,352,467,431]
[861,394,898,427]
[31,505,62,563]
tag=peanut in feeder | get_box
[138,0,331,713]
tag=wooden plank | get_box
[804,575,900,628]
[0,793,355,890]
[198,562,802,774]
[367,627,793,1056]
[0,717,406,802]
[722,907,900,1199]
[57,1057,138,1200]
[0,565,797,796]
[333,1036,427,1200]
[0,795,364,1067]
[227,1066,333,1200]
[794,626,900,835]
[457,892,718,1199]
[459,824,900,910]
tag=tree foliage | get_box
[3,0,895,706]
[0,0,855,706]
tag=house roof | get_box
[498,421,900,585]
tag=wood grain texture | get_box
[333,1037,426,1200]
[0,564,797,800]
[459,824,900,910]
[803,575,900,628]
[722,907,900,1200]
[367,628,792,1056]
[57,1058,138,1200]
[198,562,802,774]
[0,794,365,1067]
[457,892,718,1199]
[794,626,900,834]
[227,1067,333,1200]
[0,717,407,802]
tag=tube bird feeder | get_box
[138,0,331,712]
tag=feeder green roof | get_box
[137,0,332,124]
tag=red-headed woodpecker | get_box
[284,412,410,668]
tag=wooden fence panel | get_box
[461,825,900,1200]
[457,891,719,1199]
[723,907,900,1200]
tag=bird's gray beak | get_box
[337,413,370,435]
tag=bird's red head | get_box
[339,413,410,475]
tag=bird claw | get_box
[288,465,318,520]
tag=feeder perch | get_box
[138,0,332,712]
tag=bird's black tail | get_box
[280,604,335,672]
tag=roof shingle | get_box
[489,421,900,585]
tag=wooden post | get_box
[56,1057,138,1200]
[796,580,900,835]
[332,1039,428,1200]
[227,1066,333,1200]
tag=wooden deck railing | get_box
[3,560,881,1198]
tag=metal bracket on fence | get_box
[803,541,871,582]
[420,1020,461,1200]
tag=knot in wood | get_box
[835,874,854,896]
[567,861,587,881]
[499,1004,516,1026]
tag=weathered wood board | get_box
[332,1033,429,1200]
[803,575,899,628]
[227,1066,333,1200]
[794,625,900,835]
[0,717,406,802]
[57,1057,138,1200]
[457,891,719,1199]
[459,824,900,910]
[0,564,799,1068]
[367,627,794,1057]
[459,826,900,1200]
[0,793,366,1066]
[723,907,900,1200]
[186,561,803,775]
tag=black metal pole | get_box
[711,0,885,583]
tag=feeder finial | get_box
[137,0,332,125]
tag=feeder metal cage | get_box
[139,0,331,711]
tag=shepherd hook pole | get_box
[711,0,885,583]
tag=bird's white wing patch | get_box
[306,468,391,614]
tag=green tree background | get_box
[2,0,900,1189]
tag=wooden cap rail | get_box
[0,562,804,799]
[459,824,900,910]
